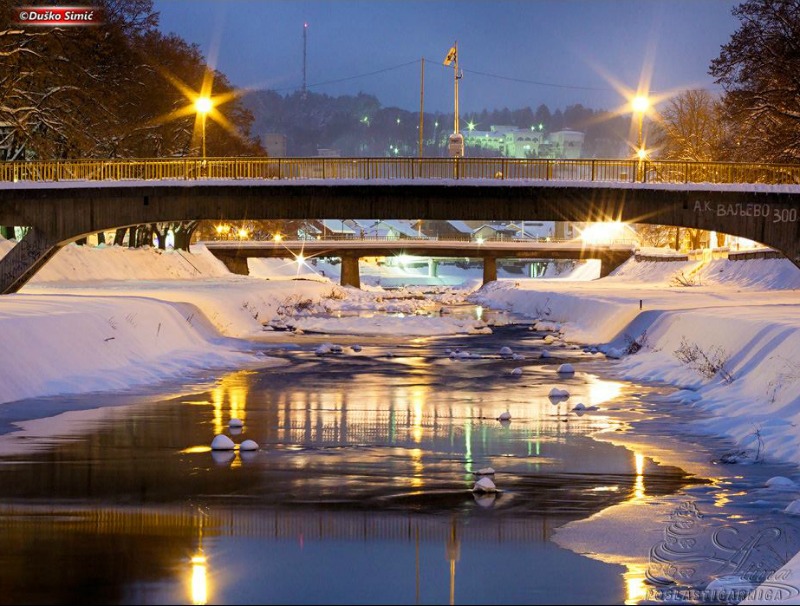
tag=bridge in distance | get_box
[202,239,637,287]
[0,157,798,293]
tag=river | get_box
[0,306,798,605]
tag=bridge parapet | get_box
[2,157,800,185]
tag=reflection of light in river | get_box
[464,420,472,472]
[474,306,483,321]
[633,453,645,502]
[714,488,747,508]
[190,552,208,605]
[412,398,423,444]
[210,371,252,435]
[623,563,648,605]
[410,447,423,488]
[588,379,623,406]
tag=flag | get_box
[443,45,457,66]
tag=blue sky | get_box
[154,0,740,113]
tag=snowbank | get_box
[0,293,264,404]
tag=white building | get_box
[462,124,582,159]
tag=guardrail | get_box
[1,157,799,185]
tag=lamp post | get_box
[631,94,649,181]
[194,96,213,161]
[631,94,649,157]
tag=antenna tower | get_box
[302,22,308,98]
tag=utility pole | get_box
[419,58,424,158]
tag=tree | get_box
[0,0,262,160]
[654,90,727,162]
[709,0,800,162]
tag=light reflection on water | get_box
[0,326,718,605]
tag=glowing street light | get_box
[631,94,650,157]
[194,96,213,161]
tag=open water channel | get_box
[0,304,798,605]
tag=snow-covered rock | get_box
[540,350,551,359]
[549,387,570,398]
[474,467,495,476]
[229,418,244,428]
[351,344,362,352]
[509,367,522,377]
[315,343,334,355]
[240,439,259,451]
[498,411,512,421]
[783,499,800,514]
[472,477,498,493]
[765,476,797,490]
[211,434,235,450]
[557,363,575,374]
[499,346,513,357]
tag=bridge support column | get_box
[482,256,497,285]
[340,256,361,289]
[428,258,438,278]
[0,228,62,294]
[218,254,250,276]
[598,251,635,278]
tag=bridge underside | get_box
[206,246,635,288]
[0,182,798,293]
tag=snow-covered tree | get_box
[710,0,800,162]
[655,90,728,162]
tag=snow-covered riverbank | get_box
[472,256,800,467]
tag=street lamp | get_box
[631,94,649,157]
[194,96,213,161]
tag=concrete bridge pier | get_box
[483,257,497,284]
[428,258,438,278]
[598,251,637,278]
[0,228,62,294]
[340,256,361,289]
[217,254,249,277]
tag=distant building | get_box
[262,133,287,157]
[548,130,585,159]
[461,124,584,159]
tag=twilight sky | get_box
[153,0,740,114]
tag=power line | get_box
[272,59,421,94]
[268,56,722,98]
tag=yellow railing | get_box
[1,157,799,185]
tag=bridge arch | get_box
[0,181,798,293]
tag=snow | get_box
[211,434,235,450]
[472,477,498,493]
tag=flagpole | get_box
[453,41,459,135]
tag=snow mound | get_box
[211,434,235,451]
[472,477,498,493]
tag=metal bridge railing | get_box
[1,157,799,185]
